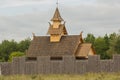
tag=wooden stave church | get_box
[26,7,96,59]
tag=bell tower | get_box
[47,7,68,42]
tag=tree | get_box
[106,33,118,58]
[94,37,110,59]
[104,34,110,49]
[114,36,120,54]
[0,38,31,62]
[17,38,31,52]
[84,33,95,44]
[0,40,18,61]
[8,52,25,62]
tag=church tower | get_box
[47,7,68,42]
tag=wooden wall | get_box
[0,55,120,75]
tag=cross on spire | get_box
[56,0,58,7]
[50,0,64,21]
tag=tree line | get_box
[0,38,31,62]
[84,32,120,59]
[0,32,120,62]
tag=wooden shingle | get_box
[26,35,81,57]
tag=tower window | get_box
[76,57,87,60]
[50,57,63,60]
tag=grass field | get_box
[0,73,120,80]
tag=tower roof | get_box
[51,7,64,21]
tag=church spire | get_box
[51,0,63,22]
[51,7,64,22]
[47,5,68,42]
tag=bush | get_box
[8,51,25,62]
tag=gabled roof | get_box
[47,24,68,35]
[51,7,64,21]
[75,43,93,57]
[26,35,81,57]
[26,6,96,58]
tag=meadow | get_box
[0,73,120,80]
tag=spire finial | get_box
[56,0,58,7]
[51,1,64,21]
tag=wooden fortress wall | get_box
[0,55,120,75]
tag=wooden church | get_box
[26,7,95,59]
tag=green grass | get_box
[0,73,120,80]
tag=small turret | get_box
[47,7,68,42]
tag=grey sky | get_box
[0,0,120,42]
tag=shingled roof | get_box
[47,24,68,35]
[26,35,81,57]
[26,7,95,58]
[51,7,64,21]
[75,43,93,57]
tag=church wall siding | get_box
[0,55,120,75]
[19,57,26,74]
[75,60,87,74]
[87,55,100,73]
[113,54,120,72]
[37,56,51,74]
[25,61,37,75]
[100,60,113,72]
[63,56,75,74]
[0,62,12,75]
[12,58,20,74]
[50,60,63,74]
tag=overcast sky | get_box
[0,0,120,42]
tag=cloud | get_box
[96,0,120,5]
[0,0,52,8]
[0,0,120,42]
[0,11,51,41]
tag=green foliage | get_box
[106,33,119,58]
[17,38,31,52]
[0,40,18,61]
[85,32,120,59]
[104,34,110,49]
[114,36,120,54]
[0,38,31,62]
[94,37,109,59]
[84,33,95,44]
[8,51,25,62]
